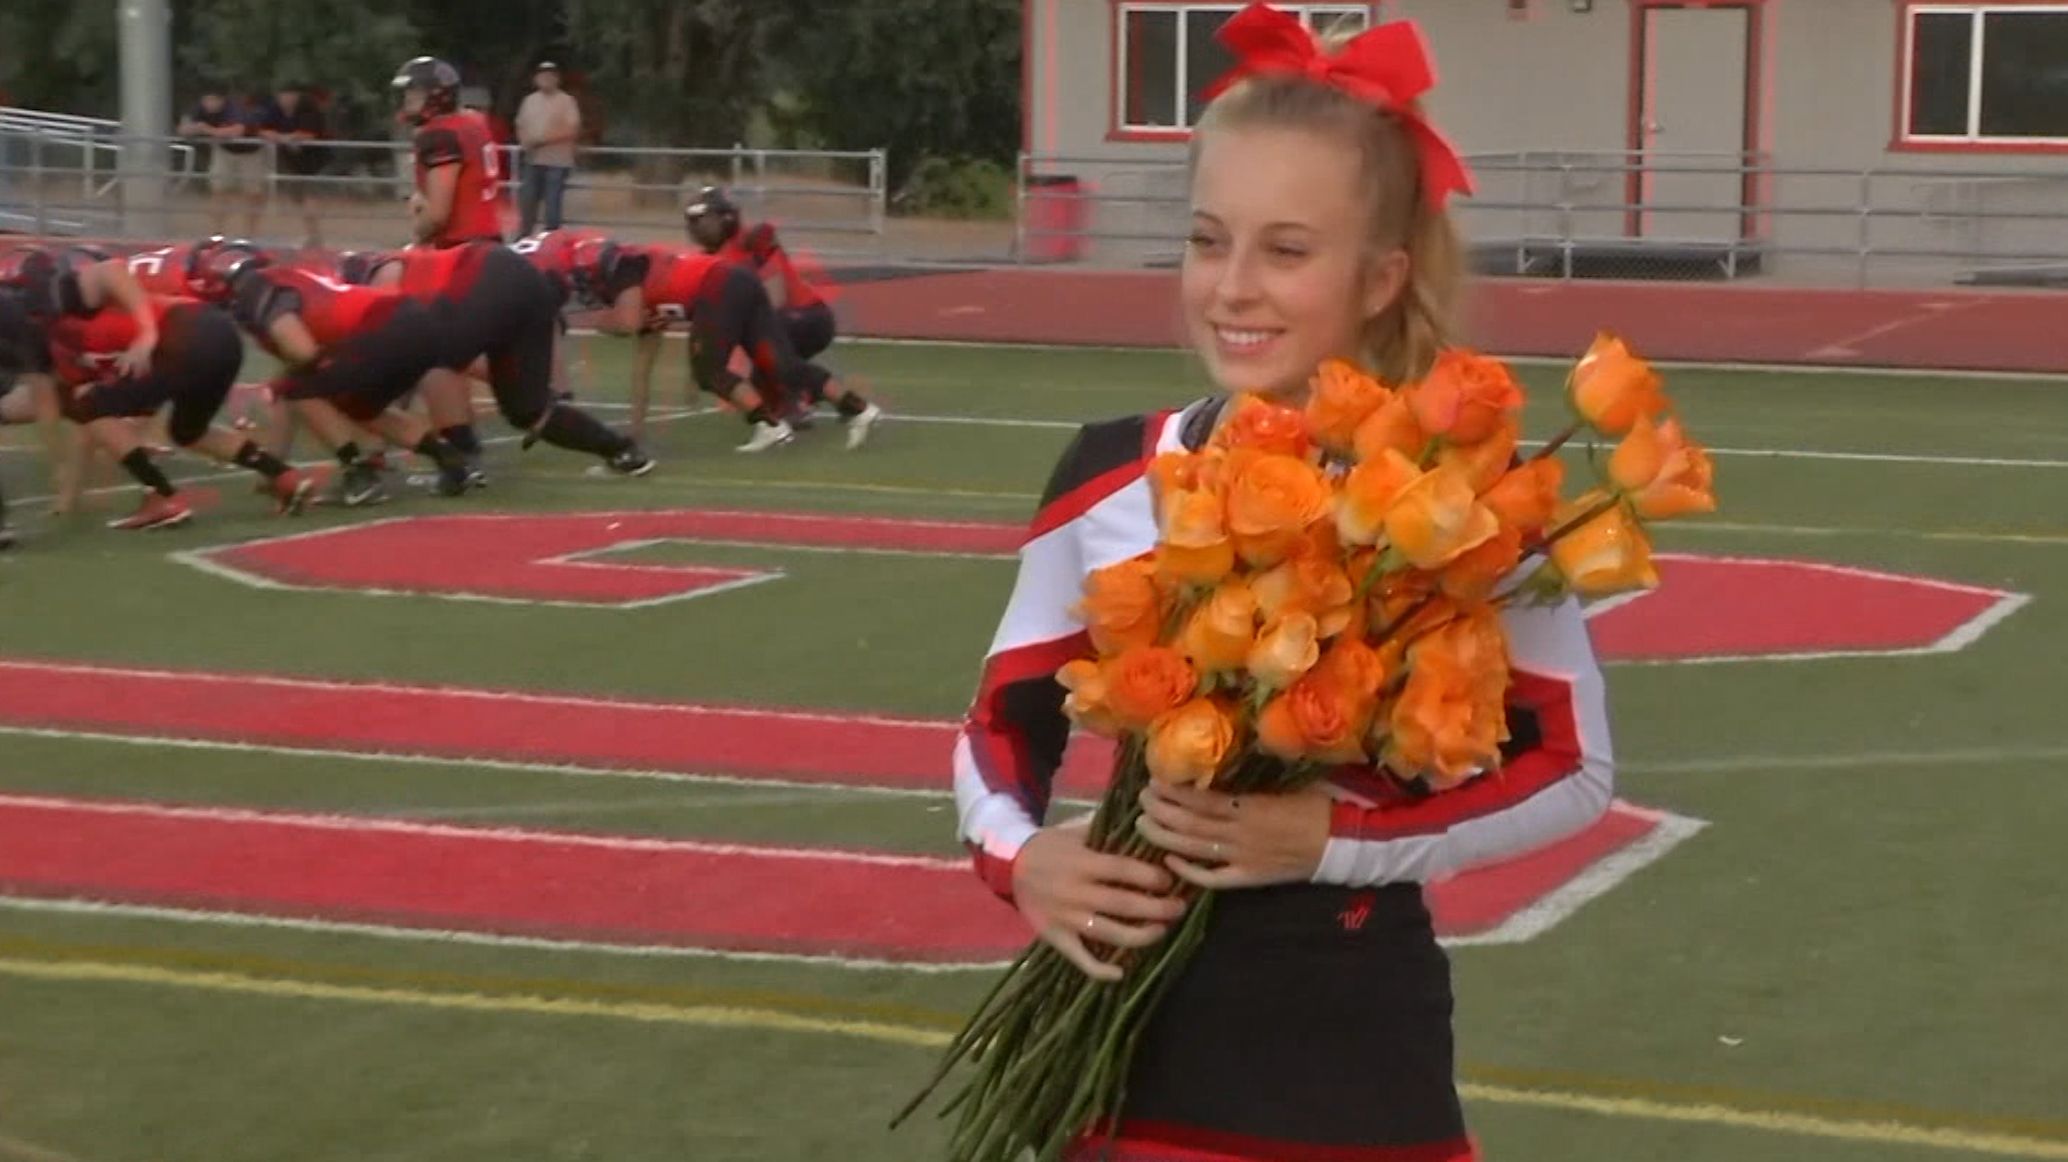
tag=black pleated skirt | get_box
[1067,882,1477,1162]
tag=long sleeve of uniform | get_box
[1313,591,1616,887]
[952,410,1178,900]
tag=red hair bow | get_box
[1200,3,1475,209]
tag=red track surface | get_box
[840,271,2068,374]
[0,659,1115,796]
[17,235,2060,371]
[0,793,1672,957]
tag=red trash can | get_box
[1023,174,1087,262]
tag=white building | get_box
[1020,1,2068,281]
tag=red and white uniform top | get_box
[951,399,1617,900]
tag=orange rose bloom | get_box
[1056,658,1120,737]
[1304,361,1392,456]
[1257,667,1371,764]
[1412,605,1512,701]
[1286,516,1344,564]
[1146,697,1238,788]
[1570,332,1667,437]
[1482,458,1565,538]
[1437,418,1520,494]
[1247,611,1320,690]
[1370,572,1445,633]
[1156,488,1236,588]
[1385,463,1501,570]
[1075,558,1164,654]
[1313,634,1391,707]
[1439,522,1524,602]
[1608,414,1717,520]
[1387,660,1506,786]
[1148,451,1200,500]
[1178,579,1257,674]
[1548,491,1661,595]
[1412,350,1525,446]
[1352,392,1427,464]
[1251,553,1357,638]
[1214,394,1314,460]
[1335,448,1421,547]
[1103,646,1200,731]
[1224,452,1332,568]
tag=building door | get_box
[1633,4,1756,241]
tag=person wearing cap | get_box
[514,61,581,235]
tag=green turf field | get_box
[1,338,2065,1161]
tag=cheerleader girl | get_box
[950,6,1616,1158]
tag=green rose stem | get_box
[1531,420,1584,463]
[1528,491,1625,555]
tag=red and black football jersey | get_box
[716,222,827,309]
[122,244,205,298]
[229,267,405,361]
[412,110,505,246]
[633,245,724,325]
[46,295,194,386]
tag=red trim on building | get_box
[1624,0,1768,240]
[1889,0,2068,154]
[1101,2,1385,143]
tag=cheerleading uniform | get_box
[951,395,1615,1160]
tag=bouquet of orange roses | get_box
[894,335,1716,1162]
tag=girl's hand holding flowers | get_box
[1135,781,1334,889]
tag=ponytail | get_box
[1363,199,1463,384]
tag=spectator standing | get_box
[514,61,581,234]
[258,81,330,248]
[177,85,263,235]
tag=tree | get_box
[564,0,777,147]
[770,0,1020,188]
[0,0,120,116]
[181,0,423,142]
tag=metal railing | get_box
[0,109,200,232]
[0,114,886,252]
[1013,149,2068,288]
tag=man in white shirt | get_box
[514,61,582,234]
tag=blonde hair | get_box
[1191,74,1465,384]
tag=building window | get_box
[1118,4,1372,134]
[1903,4,2068,144]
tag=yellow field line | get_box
[5,950,2067,1157]
[0,1132,87,1162]
[1456,1082,2068,1159]
[0,955,954,1051]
